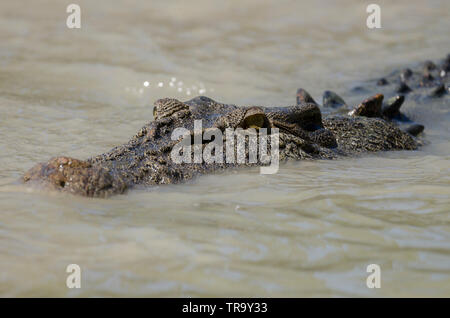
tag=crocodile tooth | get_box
[405,124,424,136]
[423,60,436,72]
[382,95,405,118]
[430,84,447,97]
[296,88,317,105]
[377,78,388,86]
[349,94,383,118]
[422,70,434,82]
[322,90,347,108]
[397,82,412,93]
[400,68,413,82]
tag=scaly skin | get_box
[23,55,450,197]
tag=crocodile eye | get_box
[153,98,189,120]
[242,107,270,130]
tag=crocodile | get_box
[23,55,450,197]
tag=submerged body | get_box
[23,55,449,197]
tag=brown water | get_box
[1,0,450,297]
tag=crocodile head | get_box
[23,95,344,197]
[25,49,448,198]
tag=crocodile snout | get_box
[23,156,127,197]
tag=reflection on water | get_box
[0,0,449,297]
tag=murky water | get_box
[1,0,450,297]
